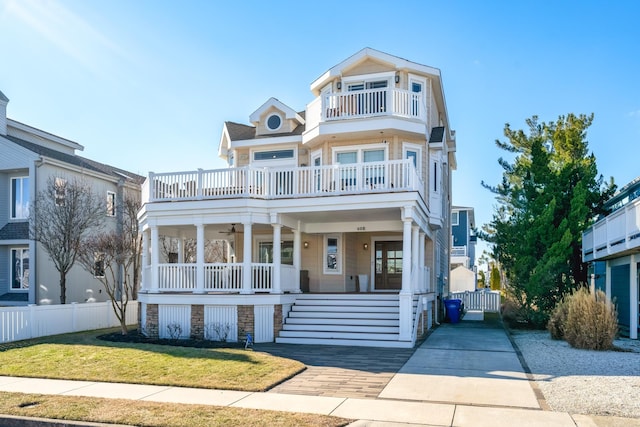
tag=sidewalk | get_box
[1,317,638,427]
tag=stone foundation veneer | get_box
[273,304,283,338]
[237,305,254,342]
[144,304,159,339]
[191,305,204,340]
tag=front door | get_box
[374,241,402,290]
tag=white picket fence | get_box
[0,301,139,344]
[450,291,501,313]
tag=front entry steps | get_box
[275,294,414,348]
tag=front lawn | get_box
[0,329,304,391]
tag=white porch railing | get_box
[582,197,640,262]
[323,88,422,121]
[144,160,423,203]
[143,263,299,294]
[450,290,501,313]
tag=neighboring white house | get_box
[137,48,457,347]
[582,176,640,339]
[0,90,144,306]
[450,265,476,292]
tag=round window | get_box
[266,114,282,131]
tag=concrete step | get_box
[275,336,413,348]
[294,298,399,307]
[287,311,399,320]
[285,317,398,326]
[282,324,399,333]
[278,330,399,341]
[290,305,399,313]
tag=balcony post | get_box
[419,231,426,292]
[631,254,638,339]
[242,222,252,294]
[195,223,205,294]
[401,216,412,295]
[141,229,149,292]
[197,168,203,200]
[271,223,282,294]
[412,225,419,292]
[149,172,155,201]
[150,225,159,293]
[292,228,302,293]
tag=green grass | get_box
[0,329,304,391]
[0,392,351,427]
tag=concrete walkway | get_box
[1,317,638,427]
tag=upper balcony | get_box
[142,159,424,204]
[303,88,428,145]
[582,197,640,262]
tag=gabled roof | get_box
[224,111,306,142]
[249,97,305,125]
[0,221,29,240]
[3,134,145,184]
[310,47,441,94]
[0,90,8,103]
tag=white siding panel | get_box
[204,305,238,342]
[254,305,274,343]
[158,305,191,339]
[0,138,37,169]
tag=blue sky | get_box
[1,0,639,265]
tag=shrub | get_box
[562,288,618,350]
[547,296,569,340]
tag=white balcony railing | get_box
[451,246,467,257]
[582,197,640,262]
[145,160,423,203]
[322,88,423,121]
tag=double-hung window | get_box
[11,177,29,219]
[11,248,29,290]
[334,145,387,190]
[106,191,116,217]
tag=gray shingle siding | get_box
[0,222,29,240]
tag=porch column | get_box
[195,224,205,294]
[241,222,252,294]
[399,216,413,342]
[419,232,426,293]
[630,254,638,339]
[411,225,419,292]
[292,228,302,293]
[401,218,412,294]
[141,230,149,292]
[150,225,159,293]
[271,224,282,294]
[177,232,184,263]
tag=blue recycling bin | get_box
[444,299,462,323]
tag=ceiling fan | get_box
[219,224,236,235]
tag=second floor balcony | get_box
[583,197,640,262]
[142,159,424,203]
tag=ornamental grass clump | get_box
[555,287,618,350]
[547,296,569,340]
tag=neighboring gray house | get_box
[582,176,640,339]
[0,89,144,306]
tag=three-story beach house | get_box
[137,48,457,347]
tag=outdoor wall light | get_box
[336,81,342,90]
[395,74,400,84]
[304,241,309,249]
[363,243,369,250]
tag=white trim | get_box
[323,234,342,275]
[451,211,459,226]
[231,135,302,148]
[7,119,84,151]
[341,71,395,84]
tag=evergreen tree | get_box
[481,114,614,325]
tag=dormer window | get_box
[266,113,282,131]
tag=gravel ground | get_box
[510,330,640,418]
